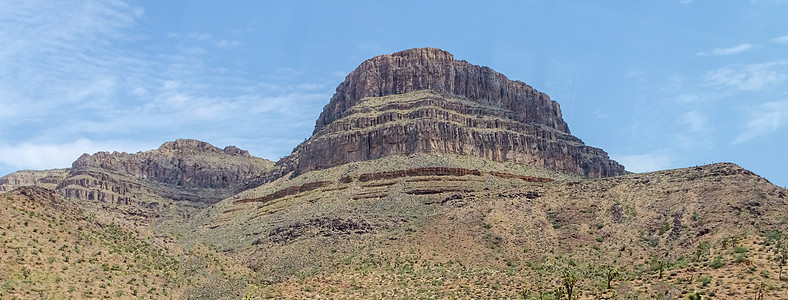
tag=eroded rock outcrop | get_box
[274,48,625,178]
[60,139,274,204]
[0,169,69,192]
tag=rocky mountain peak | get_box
[62,139,273,205]
[314,47,569,135]
[276,48,625,178]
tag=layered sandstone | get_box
[274,48,625,178]
[59,139,274,205]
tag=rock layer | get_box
[314,48,568,134]
[59,139,274,204]
[275,48,625,178]
[0,169,69,192]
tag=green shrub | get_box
[697,276,711,286]
[710,256,724,269]
[687,291,702,300]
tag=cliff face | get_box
[0,169,69,192]
[314,48,569,134]
[59,139,274,205]
[276,48,625,178]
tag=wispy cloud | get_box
[681,111,709,133]
[594,110,609,119]
[734,100,788,144]
[703,61,788,91]
[773,35,788,44]
[0,139,157,171]
[696,43,753,56]
[0,0,338,174]
[168,32,244,49]
[612,151,675,173]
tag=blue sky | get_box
[1,1,786,187]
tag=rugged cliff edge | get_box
[273,48,625,179]
[58,139,274,205]
[0,139,275,222]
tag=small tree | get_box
[603,264,619,289]
[650,255,668,279]
[561,270,578,300]
[693,241,710,262]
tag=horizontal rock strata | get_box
[64,139,274,205]
[233,167,552,205]
[273,48,625,179]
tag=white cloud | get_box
[171,32,244,50]
[681,111,709,133]
[734,101,788,144]
[0,139,156,171]
[704,61,788,91]
[625,70,645,78]
[0,0,337,172]
[696,43,753,56]
[612,151,675,173]
[773,35,788,44]
[0,1,142,118]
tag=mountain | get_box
[64,139,272,205]
[1,139,274,224]
[1,48,787,299]
[273,48,625,179]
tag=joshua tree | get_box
[603,264,620,289]
[561,269,578,300]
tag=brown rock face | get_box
[314,48,568,134]
[58,139,274,205]
[276,48,625,178]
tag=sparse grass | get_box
[0,188,257,299]
[2,158,787,299]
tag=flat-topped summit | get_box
[314,47,568,134]
[276,48,625,178]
